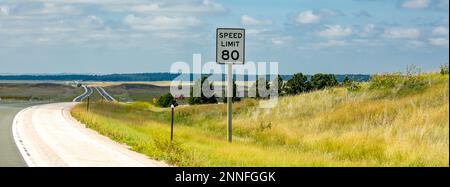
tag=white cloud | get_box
[300,40,349,50]
[154,31,201,39]
[407,40,425,48]
[432,26,449,36]
[246,29,268,35]
[124,15,201,31]
[383,27,420,39]
[105,0,225,14]
[201,0,225,12]
[318,25,352,38]
[80,15,104,29]
[360,24,376,37]
[241,15,272,26]
[401,0,430,9]
[351,39,384,47]
[0,5,9,16]
[28,3,82,15]
[315,40,348,47]
[296,10,320,24]
[318,9,345,17]
[271,36,292,45]
[28,0,121,4]
[429,38,449,47]
[129,4,161,12]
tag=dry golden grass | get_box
[71,73,449,166]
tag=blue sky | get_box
[0,0,448,74]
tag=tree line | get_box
[156,73,356,107]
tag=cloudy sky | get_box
[0,0,449,74]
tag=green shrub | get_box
[440,64,449,75]
[310,73,338,90]
[127,101,152,110]
[369,73,402,89]
[221,80,241,103]
[398,74,428,94]
[369,72,429,95]
[342,75,351,87]
[347,82,361,92]
[189,77,218,105]
[251,77,270,99]
[285,73,310,95]
[157,93,177,108]
[273,75,285,96]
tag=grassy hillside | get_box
[71,73,449,166]
[0,83,83,102]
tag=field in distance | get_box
[0,82,83,102]
[102,83,170,103]
[97,81,252,103]
[71,72,449,166]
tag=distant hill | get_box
[0,73,370,82]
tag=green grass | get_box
[0,83,83,102]
[71,73,449,166]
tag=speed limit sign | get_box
[215,28,245,143]
[216,28,245,64]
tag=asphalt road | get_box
[73,86,93,102]
[14,102,166,167]
[0,101,46,167]
[95,87,116,102]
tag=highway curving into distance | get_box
[72,85,93,102]
[72,85,116,102]
[13,103,166,167]
[94,86,116,102]
[1,86,165,167]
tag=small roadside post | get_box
[87,96,90,111]
[170,104,174,142]
[216,28,245,143]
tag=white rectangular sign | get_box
[216,28,245,64]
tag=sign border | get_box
[216,28,245,65]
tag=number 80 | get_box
[221,50,239,61]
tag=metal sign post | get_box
[227,63,233,142]
[170,104,174,142]
[216,28,245,143]
[87,96,90,111]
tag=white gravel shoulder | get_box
[13,102,168,167]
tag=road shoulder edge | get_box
[12,106,35,167]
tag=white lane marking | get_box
[12,106,35,167]
[95,86,116,102]
[73,86,89,102]
[98,87,116,102]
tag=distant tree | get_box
[272,75,285,95]
[177,94,185,101]
[310,73,338,90]
[251,77,270,98]
[222,80,241,103]
[285,73,310,95]
[347,82,361,92]
[440,64,449,75]
[156,93,177,108]
[189,77,218,105]
[342,75,352,87]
